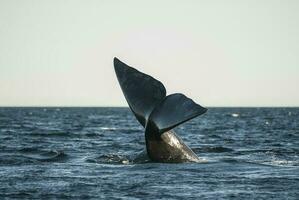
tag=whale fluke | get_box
[113,57,207,163]
[114,57,166,127]
[147,93,207,135]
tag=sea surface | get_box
[0,107,298,199]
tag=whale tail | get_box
[113,57,207,134]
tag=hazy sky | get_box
[0,0,298,107]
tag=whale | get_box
[113,57,207,163]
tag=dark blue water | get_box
[0,107,298,199]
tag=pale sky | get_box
[0,0,298,107]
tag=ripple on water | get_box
[0,107,298,199]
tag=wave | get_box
[99,127,118,131]
[0,155,37,166]
[27,131,71,137]
[30,150,67,162]
[231,113,239,117]
[193,146,234,153]
[19,148,68,162]
[235,148,299,156]
[85,154,130,164]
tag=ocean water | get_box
[0,107,298,199]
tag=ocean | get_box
[0,107,298,199]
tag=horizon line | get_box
[0,105,298,108]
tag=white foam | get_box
[99,127,117,130]
[231,113,239,117]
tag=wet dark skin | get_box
[114,57,207,163]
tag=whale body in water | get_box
[114,57,207,163]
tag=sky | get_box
[0,0,298,107]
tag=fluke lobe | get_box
[113,57,207,163]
